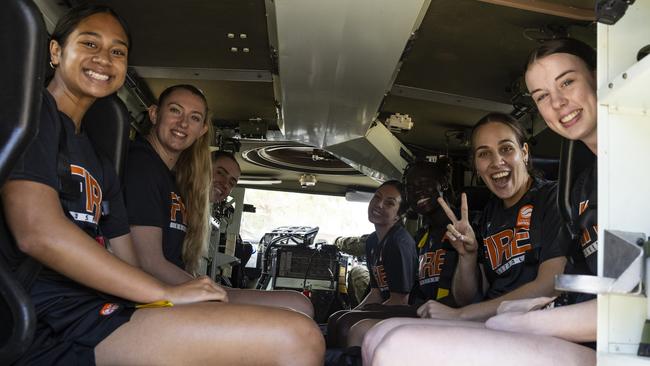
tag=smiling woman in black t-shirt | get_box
[326,180,418,348]
[363,39,598,366]
[412,113,570,321]
[1,5,323,365]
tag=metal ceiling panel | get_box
[268,0,431,148]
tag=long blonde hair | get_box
[177,122,212,274]
[156,84,212,274]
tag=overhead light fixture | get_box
[345,189,373,202]
[238,178,282,185]
[385,113,413,132]
[299,174,317,189]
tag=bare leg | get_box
[95,302,324,366]
[370,324,595,366]
[226,287,314,318]
[362,317,485,364]
[348,318,382,347]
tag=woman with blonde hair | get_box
[125,84,314,316]
[125,84,212,282]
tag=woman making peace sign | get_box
[418,112,570,320]
[362,112,573,364]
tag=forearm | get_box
[383,292,410,306]
[486,299,597,342]
[459,270,560,321]
[108,234,140,267]
[356,288,383,309]
[141,257,194,285]
[129,225,193,285]
[525,299,596,342]
[3,182,169,303]
[451,253,479,306]
[22,219,168,303]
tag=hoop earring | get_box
[49,61,56,69]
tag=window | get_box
[240,189,374,244]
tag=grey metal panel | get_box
[269,0,431,148]
[390,84,513,113]
[131,66,273,82]
[327,122,413,182]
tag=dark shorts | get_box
[16,275,135,366]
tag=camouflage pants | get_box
[347,265,370,305]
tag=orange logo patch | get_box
[516,204,533,229]
[99,303,120,316]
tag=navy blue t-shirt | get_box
[365,224,418,300]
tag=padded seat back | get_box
[0,0,47,364]
[83,94,132,177]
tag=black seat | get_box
[84,94,132,176]
[531,157,560,181]
[557,138,596,238]
[0,0,47,364]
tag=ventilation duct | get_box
[266,0,429,179]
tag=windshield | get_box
[240,188,374,244]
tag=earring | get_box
[49,61,56,69]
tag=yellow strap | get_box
[417,229,429,249]
[436,288,449,300]
[136,300,174,309]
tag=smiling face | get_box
[525,53,597,148]
[404,164,445,215]
[149,88,208,158]
[211,155,241,203]
[473,122,530,208]
[49,12,128,100]
[368,183,402,227]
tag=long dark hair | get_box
[376,180,407,216]
[51,3,131,50]
[46,4,131,85]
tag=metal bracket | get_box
[556,230,645,294]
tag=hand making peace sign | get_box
[437,193,478,257]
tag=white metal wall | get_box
[598,2,650,364]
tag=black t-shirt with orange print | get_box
[569,160,597,275]
[124,136,187,269]
[409,223,458,306]
[477,177,571,299]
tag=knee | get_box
[361,318,403,360]
[365,317,403,338]
[347,320,370,347]
[293,292,314,318]
[282,290,315,318]
[281,312,325,363]
[370,326,413,366]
